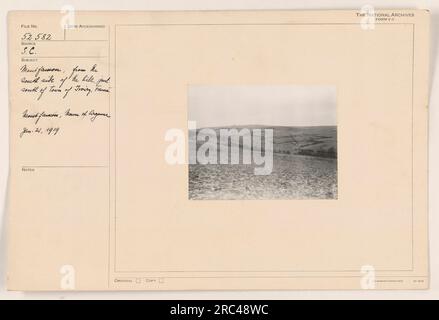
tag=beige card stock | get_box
[7,10,430,290]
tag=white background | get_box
[0,0,437,300]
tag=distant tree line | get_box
[297,147,337,159]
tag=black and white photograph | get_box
[188,85,337,200]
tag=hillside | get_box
[190,125,337,159]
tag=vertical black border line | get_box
[107,25,111,288]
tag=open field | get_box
[188,125,337,200]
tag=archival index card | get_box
[7,10,430,290]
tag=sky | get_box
[188,85,336,128]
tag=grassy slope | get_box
[191,125,337,159]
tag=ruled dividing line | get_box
[34,39,108,42]
[60,25,107,42]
